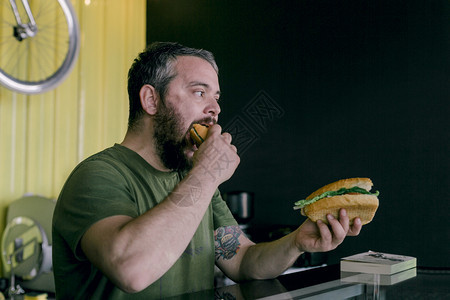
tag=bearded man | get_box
[52,42,362,299]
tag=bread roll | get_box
[302,194,379,225]
[306,178,373,200]
[300,178,379,225]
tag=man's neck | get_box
[121,127,170,172]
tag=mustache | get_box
[189,117,217,128]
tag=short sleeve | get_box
[53,159,139,260]
[212,189,238,230]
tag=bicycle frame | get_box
[9,0,37,41]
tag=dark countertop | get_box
[167,264,450,299]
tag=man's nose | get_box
[205,98,221,116]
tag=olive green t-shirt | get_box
[52,144,237,299]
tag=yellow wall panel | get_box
[53,69,80,195]
[0,0,146,252]
[78,0,106,159]
[26,93,56,196]
[103,1,129,146]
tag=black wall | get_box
[147,0,450,267]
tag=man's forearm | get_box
[239,231,303,280]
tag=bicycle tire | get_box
[0,0,80,94]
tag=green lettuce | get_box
[293,187,379,210]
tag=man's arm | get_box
[81,125,239,293]
[215,209,362,282]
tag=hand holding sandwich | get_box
[235,207,363,281]
[291,177,378,252]
[293,208,362,253]
[293,178,379,225]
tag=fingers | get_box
[222,132,233,144]
[316,217,341,252]
[348,217,362,236]
[337,209,362,236]
[207,123,222,136]
[331,209,363,239]
[222,132,238,153]
[315,209,352,251]
[327,213,347,243]
[194,124,240,184]
[316,219,332,247]
[338,209,350,233]
[207,124,236,152]
[296,210,363,254]
[229,144,238,153]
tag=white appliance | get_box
[1,195,56,293]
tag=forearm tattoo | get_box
[170,174,202,207]
[215,225,242,260]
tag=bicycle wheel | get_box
[0,0,80,94]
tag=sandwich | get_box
[190,124,209,147]
[293,178,379,225]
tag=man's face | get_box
[153,56,221,171]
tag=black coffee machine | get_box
[223,191,254,237]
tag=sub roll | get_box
[294,178,379,225]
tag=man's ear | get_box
[139,84,158,115]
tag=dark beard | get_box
[153,101,193,172]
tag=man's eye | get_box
[194,91,204,97]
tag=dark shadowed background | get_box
[147,0,450,267]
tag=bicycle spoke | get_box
[32,39,55,80]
